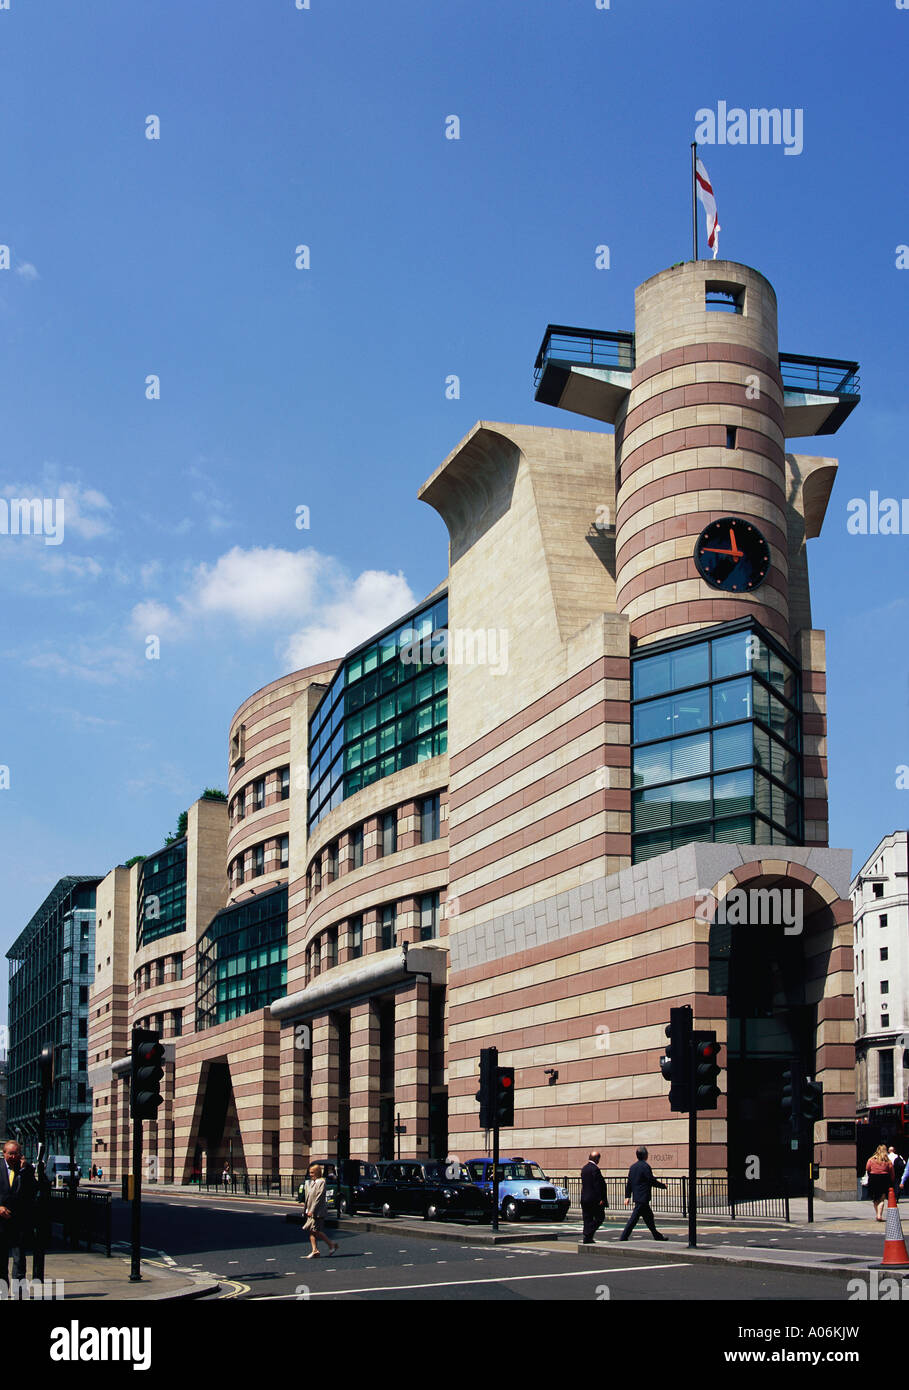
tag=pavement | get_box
[11,1247,220,1302]
[48,1182,909,1295]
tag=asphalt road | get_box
[108,1193,872,1302]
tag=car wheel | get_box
[381,1202,394,1219]
[425,1202,441,1221]
[503,1199,520,1222]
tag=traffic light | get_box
[660,1007,693,1112]
[38,1045,55,1094]
[495,1067,515,1128]
[131,1028,165,1121]
[801,1078,823,1125]
[475,1047,496,1130]
[781,1061,801,1135]
[692,1032,722,1110]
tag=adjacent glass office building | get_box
[6,875,100,1171]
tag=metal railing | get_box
[551,1175,790,1221]
[189,1172,305,1198]
[46,1188,112,1255]
[779,352,860,397]
[533,324,636,388]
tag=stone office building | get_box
[88,258,858,1198]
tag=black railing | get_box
[779,352,860,398]
[533,324,636,388]
[191,1172,305,1199]
[47,1188,112,1255]
[551,1175,790,1222]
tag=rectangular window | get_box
[879,1049,895,1097]
[79,986,88,1004]
[873,883,884,899]
[281,766,290,801]
[79,953,88,974]
[705,281,745,313]
[280,835,289,868]
[381,904,397,951]
[78,1051,87,1072]
[420,892,439,941]
[725,426,737,450]
[156,959,165,986]
[881,980,889,994]
[420,794,441,843]
[880,947,888,961]
[236,791,245,821]
[78,1017,87,1038]
[254,844,265,876]
[172,1009,182,1038]
[350,915,363,959]
[255,778,266,811]
[173,954,184,981]
[880,913,888,926]
[327,930,338,968]
[381,810,398,856]
[351,826,364,869]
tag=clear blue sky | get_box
[2,0,906,1017]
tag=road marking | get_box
[255,1263,690,1299]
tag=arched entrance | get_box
[708,869,839,1200]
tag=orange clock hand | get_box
[728,526,744,558]
[702,546,736,555]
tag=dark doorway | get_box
[710,904,816,1200]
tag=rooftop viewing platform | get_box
[533,324,860,436]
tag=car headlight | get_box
[522,1188,531,1196]
[442,1189,453,1199]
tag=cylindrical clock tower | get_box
[614,260,790,648]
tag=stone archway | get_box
[706,859,853,1200]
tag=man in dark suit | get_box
[580,1151,609,1244]
[619,1145,667,1241]
[0,1140,38,1286]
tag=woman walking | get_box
[303,1164,339,1259]
[865,1144,894,1221]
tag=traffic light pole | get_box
[491,1118,500,1233]
[490,1045,499,1232]
[688,1036,698,1249]
[130,1115,143,1282]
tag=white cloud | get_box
[194,546,326,621]
[16,262,39,282]
[128,545,417,670]
[0,479,113,540]
[24,642,140,686]
[282,569,415,668]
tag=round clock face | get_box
[693,517,771,592]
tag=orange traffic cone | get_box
[879,1185,909,1269]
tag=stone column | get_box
[279,1022,309,1178]
[349,1000,382,1159]
[394,979,431,1159]
[310,1014,340,1154]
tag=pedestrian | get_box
[0,1140,38,1291]
[886,1146,905,1199]
[97,1166,103,1182]
[864,1144,894,1221]
[579,1151,609,1244]
[90,1163,97,1182]
[303,1163,338,1259]
[221,1162,231,1189]
[619,1145,667,1242]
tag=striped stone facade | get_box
[86,257,857,1199]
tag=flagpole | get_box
[691,141,698,261]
